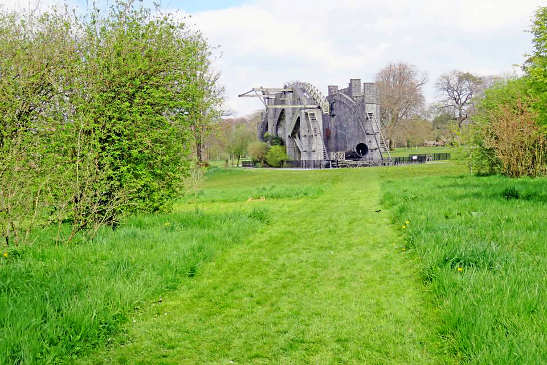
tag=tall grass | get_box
[382,174,546,363]
[0,208,268,363]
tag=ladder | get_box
[370,116,392,162]
[306,111,329,160]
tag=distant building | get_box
[240,79,391,166]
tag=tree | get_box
[436,71,483,129]
[225,119,256,166]
[525,6,547,125]
[186,46,224,164]
[375,63,427,142]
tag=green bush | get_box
[0,1,220,241]
[265,145,288,167]
[470,8,547,177]
[247,141,270,164]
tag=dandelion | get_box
[405,220,410,225]
[457,267,463,272]
[402,225,406,229]
[3,252,7,258]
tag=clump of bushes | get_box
[471,84,546,177]
[0,1,219,244]
[247,141,270,165]
[470,7,546,177]
[265,145,288,167]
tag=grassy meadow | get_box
[1,162,545,363]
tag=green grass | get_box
[1,162,545,363]
[381,171,546,364]
[79,166,452,364]
[0,209,267,363]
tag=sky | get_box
[2,0,544,116]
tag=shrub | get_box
[247,141,269,164]
[0,1,219,242]
[502,186,520,200]
[471,82,546,177]
[265,145,288,167]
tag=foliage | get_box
[477,96,545,177]
[0,1,219,243]
[207,116,257,164]
[263,132,284,146]
[470,8,547,177]
[265,145,288,167]
[382,171,546,364]
[526,6,547,125]
[247,141,270,164]
[388,118,434,147]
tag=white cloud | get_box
[190,0,543,116]
[4,0,541,116]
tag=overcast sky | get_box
[2,0,544,116]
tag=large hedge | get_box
[471,7,547,177]
[0,1,220,244]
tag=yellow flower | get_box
[3,252,7,258]
[457,267,463,272]
[405,220,410,225]
[402,247,406,251]
[402,225,406,229]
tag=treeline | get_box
[0,0,221,245]
[377,7,546,177]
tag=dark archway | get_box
[356,143,369,157]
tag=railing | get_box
[393,153,451,165]
[432,153,451,160]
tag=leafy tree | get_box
[265,145,288,167]
[525,6,547,126]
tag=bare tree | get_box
[436,71,483,128]
[376,63,427,143]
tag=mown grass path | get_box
[83,168,446,364]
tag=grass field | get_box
[1,162,545,363]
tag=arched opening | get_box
[275,109,286,137]
[356,143,369,157]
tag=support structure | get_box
[239,79,391,167]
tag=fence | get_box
[432,153,451,161]
[240,153,450,169]
[393,153,451,165]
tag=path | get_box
[82,168,443,364]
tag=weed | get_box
[502,186,520,200]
